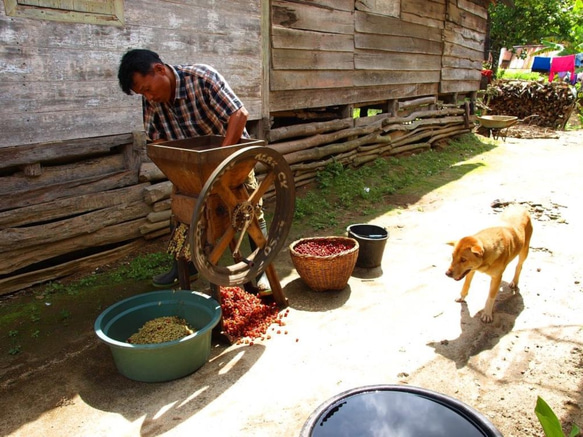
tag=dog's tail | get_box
[501,204,532,233]
[501,204,529,220]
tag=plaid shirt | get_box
[143,64,247,141]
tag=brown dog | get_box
[445,205,533,323]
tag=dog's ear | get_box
[470,244,484,257]
[446,240,457,247]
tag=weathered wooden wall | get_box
[269,0,487,114]
[0,0,263,148]
[0,0,490,146]
[0,0,493,294]
[270,0,442,112]
[442,0,488,93]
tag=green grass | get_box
[294,133,495,232]
[497,70,546,81]
[0,252,175,356]
[41,252,173,298]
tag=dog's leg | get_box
[509,249,528,290]
[481,275,503,323]
[510,227,532,289]
[455,271,475,303]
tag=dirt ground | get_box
[1,128,582,437]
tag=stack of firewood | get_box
[261,99,471,194]
[486,79,577,129]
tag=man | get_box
[117,49,270,295]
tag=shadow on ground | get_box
[427,283,525,368]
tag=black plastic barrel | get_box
[346,224,388,268]
[300,385,503,437]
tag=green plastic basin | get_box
[94,290,221,382]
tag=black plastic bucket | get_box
[300,384,503,437]
[346,224,388,268]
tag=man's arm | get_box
[221,107,249,146]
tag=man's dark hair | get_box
[118,49,164,95]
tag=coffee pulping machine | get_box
[147,136,295,309]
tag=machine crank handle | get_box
[232,252,255,267]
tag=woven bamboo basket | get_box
[289,236,359,292]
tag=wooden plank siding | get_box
[401,0,446,29]
[271,28,354,52]
[270,1,466,112]
[271,1,354,34]
[271,49,354,71]
[440,0,488,93]
[0,0,263,147]
[267,83,439,115]
[270,1,355,111]
[354,11,443,92]
[0,0,491,144]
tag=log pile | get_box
[0,96,473,295]
[486,79,577,129]
[261,98,471,194]
[0,132,168,296]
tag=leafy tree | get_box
[488,0,583,68]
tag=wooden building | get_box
[0,0,500,294]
